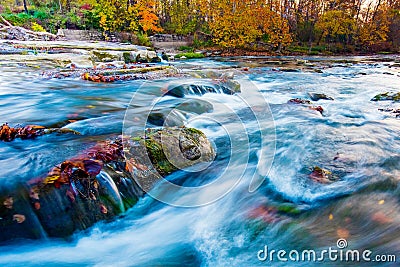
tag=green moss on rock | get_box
[371,92,400,102]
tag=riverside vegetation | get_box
[0,0,399,54]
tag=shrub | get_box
[2,13,31,26]
[178,45,194,52]
[137,33,152,47]
[33,9,50,20]
[174,52,205,59]
[31,21,46,32]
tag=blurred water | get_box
[0,56,400,266]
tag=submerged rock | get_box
[0,127,214,241]
[287,98,324,115]
[371,92,400,102]
[308,93,334,101]
[288,98,312,105]
[166,82,240,97]
[378,108,400,118]
[0,123,79,142]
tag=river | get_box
[0,55,400,266]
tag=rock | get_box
[125,127,215,192]
[309,105,324,114]
[90,50,123,62]
[161,52,169,61]
[123,51,135,63]
[378,108,400,118]
[166,82,239,98]
[308,93,334,101]
[280,68,300,72]
[288,98,312,105]
[136,50,149,63]
[371,92,400,102]
[151,56,161,63]
[91,49,160,64]
[147,51,157,61]
[0,127,214,241]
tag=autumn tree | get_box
[97,0,162,35]
[157,0,201,35]
[316,10,356,45]
[199,0,292,50]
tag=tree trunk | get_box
[23,0,28,14]
[372,0,382,21]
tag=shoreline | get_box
[1,38,399,59]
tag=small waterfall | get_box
[96,171,125,213]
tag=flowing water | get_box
[0,55,400,266]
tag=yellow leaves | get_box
[31,22,46,32]
[316,10,356,39]
[204,0,292,49]
[44,175,60,184]
[355,10,390,47]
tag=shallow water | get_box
[0,55,400,266]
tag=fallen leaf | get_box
[13,214,26,224]
[3,196,13,209]
[337,228,350,239]
[34,202,41,210]
[100,204,108,214]
[83,159,103,176]
[372,212,393,224]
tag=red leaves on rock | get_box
[42,139,122,188]
[85,139,123,162]
[287,99,324,114]
[0,123,47,142]
[309,105,324,114]
[0,123,17,141]
[83,159,103,176]
[81,72,140,83]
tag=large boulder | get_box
[90,50,124,62]
[0,127,215,241]
[125,128,215,192]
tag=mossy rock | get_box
[371,92,400,102]
[125,127,215,192]
[90,50,122,62]
[123,52,135,64]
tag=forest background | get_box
[1,0,399,54]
